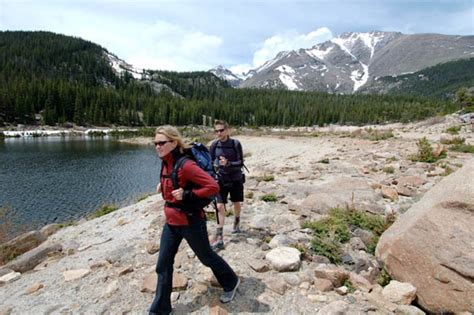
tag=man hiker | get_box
[210,120,245,251]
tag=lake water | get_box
[0,136,160,237]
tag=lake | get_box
[0,136,160,237]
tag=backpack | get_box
[162,142,218,217]
[212,139,249,174]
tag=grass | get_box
[440,137,465,145]
[382,166,395,174]
[377,268,392,287]
[256,175,275,182]
[90,203,118,218]
[318,158,330,164]
[344,280,356,294]
[450,144,474,153]
[445,126,461,135]
[136,193,151,202]
[261,193,278,202]
[302,208,393,263]
[245,191,254,199]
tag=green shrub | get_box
[445,126,461,135]
[377,268,392,287]
[382,166,395,174]
[91,204,118,218]
[441,137,465,145]
[303,208,393,264]
[261,193,278,202]
[257,175,275,182]
[245,191,254,199]
[411,137,446,163]
[318,158,330,164]
[450,144,474,153]
[344,280,356,294]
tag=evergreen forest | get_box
[0,31,466,127]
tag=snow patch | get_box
[307,46,334,60]
[279,73,300,91]
[276,65,296,74]
[351,62,369,92]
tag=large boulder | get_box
[376,158,474,313]
[298,177,383,214]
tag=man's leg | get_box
[232,202,241,233]
[211,202,225,251]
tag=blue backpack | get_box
[168,142,218,213]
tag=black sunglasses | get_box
[214,128,226,133]
[154,140,172,147]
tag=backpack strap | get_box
[171,156,188,190]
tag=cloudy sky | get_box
[1,0,473,73]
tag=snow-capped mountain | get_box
[209,65,243,87]
[239,31,474,94]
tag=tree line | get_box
[0,31,462,127]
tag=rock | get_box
[146,241,160,255]
[381,185,398,201]
[249,214,273,230]
[382,281,417,305]
[118,266,134,276]
[314,264,348,287]
[432,143,445,158]
[352,228,374,247]
[268,234,293,249]
[394,305,426,315]
[117,217,128,226]
[282,273,301,286]
[0,230,46,264]
[172,272,188,290]
[0,271,21,283]
[376,159,474,313]
[317,300,349,315]
[141,272,157,293]
[63,269,91,282]
[103,280,119,298]
[349,272,373,292]
[0,307,12,315]
[171,291,179,302]
[265,247,301,271]
[5,243,62,273]
[247,259,269,273]
[299,177,383,214]
[26,282,44,294]
[311,254,331,264]
[0,268,14,277]
[40,223,61,237]
[191,282,208,295]
[265,277,287,295]
[395,175,426,188]
[335,286,348,295]
[349,237,367,251]
[313,278,333,292]
[209,305,228,315]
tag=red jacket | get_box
[160,150,219,226]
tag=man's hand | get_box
[172,188,184,201]
[219,156,228,166]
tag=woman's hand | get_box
[156,182,162,194]
[171,188,184,201]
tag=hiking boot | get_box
[211,240,224,251]
[220,278,240,303]
[231,225,241,234]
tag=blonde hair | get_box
[155,125,191,152]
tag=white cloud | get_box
[252,27,333,67]
[129,20,223,71]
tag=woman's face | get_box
[154,133,177,158]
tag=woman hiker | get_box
[148,125,240,315]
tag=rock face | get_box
[376,158,474,313]
[0,231,46,265]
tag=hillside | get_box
[360,58,474,99]
[0,31,465,128]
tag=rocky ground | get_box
[0,114,473,315]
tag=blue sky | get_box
[1,0,473,73]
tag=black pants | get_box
[149,219,238,314]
